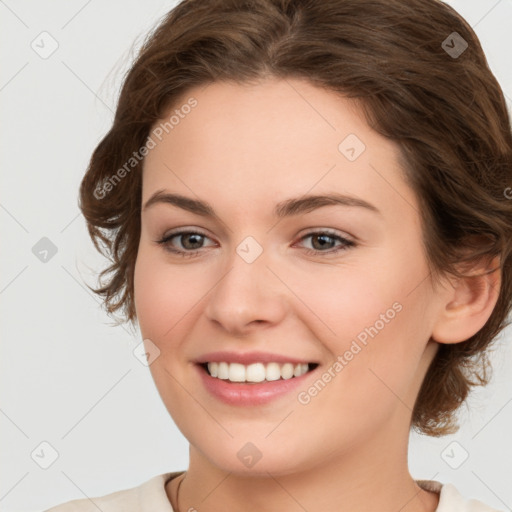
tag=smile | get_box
[196,360,320,406]
[204,361,317,383]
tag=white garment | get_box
[44,472,504,511]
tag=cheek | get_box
[298,246,432,383]
[288,256,401,347]
[133,248,205,418]
[133,246,207,340]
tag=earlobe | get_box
[431,256,501,344]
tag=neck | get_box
[167,427,439,512]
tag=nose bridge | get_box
[204,235,287,332]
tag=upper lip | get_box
[195,351,317,365]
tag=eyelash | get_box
[155,229,356,258]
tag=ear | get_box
[431,255,501,344]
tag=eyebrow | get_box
[142,190,381,218]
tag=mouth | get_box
[198,361,320,384]
[194,351,321,405]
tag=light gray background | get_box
[1,1,512,511]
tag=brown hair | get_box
[79,0,512,436]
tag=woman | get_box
[47,0,512,510]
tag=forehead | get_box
[141,77,417,220]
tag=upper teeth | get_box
[207,362,310,382]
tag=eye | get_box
[155,228,356,258]
[156,229,216,257]
[296,230,355,255]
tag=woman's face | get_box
[134,77,448,475]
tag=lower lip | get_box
[196,364,317,406]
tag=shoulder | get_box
[44,472,182,512]
[417,480,505,512]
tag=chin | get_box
[192,438,316,478]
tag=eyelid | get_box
[161,226,212,239]
[159,227,217,248]
[297,227,354,241]
[293,229,356,255]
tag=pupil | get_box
[313,234,333,250]
[184,234,202,249]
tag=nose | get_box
[204,244,288,336]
